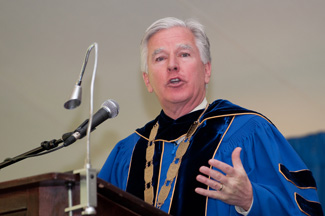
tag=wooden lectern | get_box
[0,172,170,216]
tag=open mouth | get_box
[170,78,181,84]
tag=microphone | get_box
[63,99,119,146]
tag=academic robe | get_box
[98,99,323,216]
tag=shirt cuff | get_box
[235,197,253,216]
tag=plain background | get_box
[0,0,324,183]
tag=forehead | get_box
[147,26,197,51]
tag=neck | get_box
[162,97,207,120]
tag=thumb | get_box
[232,147,244,170]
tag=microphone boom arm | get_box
[0,139,63,170]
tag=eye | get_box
[180,53,190,57]
[155,56,165,62]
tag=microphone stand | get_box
[0,139,62,170]
[0,43,100,215]
[64,43,98,215]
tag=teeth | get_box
[170,78,180,83]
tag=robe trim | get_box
[126,142,138,189]
[154,141,165,207]
[295,192,323,216]
[168,167,179,214]
[279,164,317,190]
[205,115,236,216]
[134,112,273,141]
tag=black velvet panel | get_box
[126,137,149,200]
[170,116,233,216]
[295,193,324,216]
[280,164,317,188]
[137,108,204,141]
[127,109,204,201]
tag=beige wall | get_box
[0,0,324,182]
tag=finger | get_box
[208,159,234,177]
[231,147,244,170]
[195,187,219,199]
[199,166,226,183]
[196,174,224,191]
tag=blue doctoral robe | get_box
[98,100,323,216]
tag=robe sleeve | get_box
[213,115,323,216]
[98,133,140,190]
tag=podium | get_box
[0,172,170,216]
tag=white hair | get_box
[140,17,211,73]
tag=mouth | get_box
[170,78,181,84]
[167,77,184,88]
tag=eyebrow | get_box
[152,48,164,56]
[151,44,193,57]
[177,44,193,51]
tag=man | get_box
[98,17,323,215]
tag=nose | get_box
[168,66,178,72]
[167,56,179,72]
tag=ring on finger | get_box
[218,184,224,191]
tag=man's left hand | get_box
[195,147,253,211]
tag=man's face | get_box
[143,26,211,111]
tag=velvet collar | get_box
[135,99,254,140]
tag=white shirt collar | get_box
[191,98,208,113]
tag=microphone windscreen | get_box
[102,99,119,118]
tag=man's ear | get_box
[142,72,153,93]
[204,62,211,84]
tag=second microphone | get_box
[63,99,119,146]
